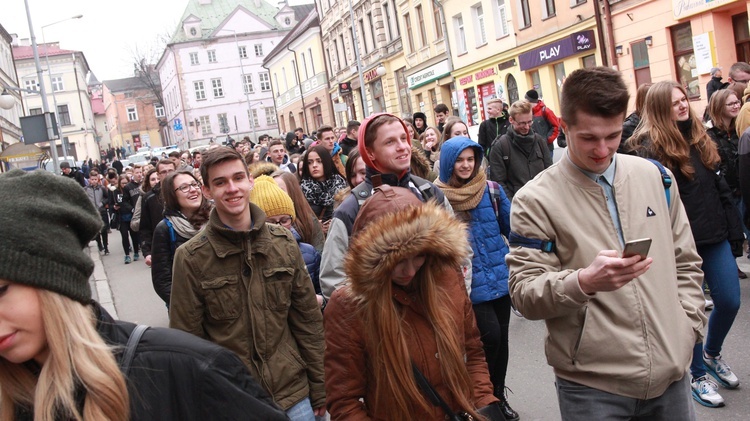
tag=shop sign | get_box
[673,0,734,20]
[339,82,352,95]
[407,60,451,89]
[475,68,496,81]
[693,32,714,75]
[364,68,380,83]
[518,30,596,71]
[459,75,473,86]
[498,59,516,71]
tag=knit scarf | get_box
[166,212,201,239]
[435,171,487,211]
[300,175,348,208]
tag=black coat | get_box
[151,214,192,307]
[15,303,288,421]
[62,170,86,187]
[707,125,740,194]
[620,112,641,152]
[139,185,165,256]
[478,114,510,154]
[706,76,728,102]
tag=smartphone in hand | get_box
[623,238,652,260]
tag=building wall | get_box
[0,29,22,152]
[103,83,164,151]
[15,53,99,161]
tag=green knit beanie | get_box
[0,169,103,303]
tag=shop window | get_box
[371,79,386,113]
[396,67,412,115]
[631,41,652,87]
[733,13,750,64]
[429,88,437,109]
[479,82,497,121]
[582,54,597,69]
[530,70,542,99]
[671,23,699,98]
[416,93,424,111]
[554,62,566,104]
[507,74,519,104]
[465,87,479,126]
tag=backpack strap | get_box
[486,180,500,221]
[164,218,178,254]
[499,135,511,167]
[120,324,149,376]
[509,231,556,253]
[351,182,373,206]
[644,158,672,208]
[409,175,434,201]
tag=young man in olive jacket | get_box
[170,147,325,420]
[507,67,705,420]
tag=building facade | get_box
[0,25,22,151]
[103,76,165,153]
[12,41,99,161]
[157,0,310,148]
[264,9,335,134]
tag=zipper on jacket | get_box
[572,306,589,365]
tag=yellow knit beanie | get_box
[250,175,296,219]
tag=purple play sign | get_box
[518,30,596,71]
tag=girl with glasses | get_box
[151,170,211,309]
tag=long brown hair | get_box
[628,81,719,179]
[160,170,211,229]
[141,168,158,193]
[708,88,738,133]
[0,290,129,421]
[272,170,318,245]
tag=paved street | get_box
[95,228,750,420]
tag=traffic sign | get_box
[173,118,183,131]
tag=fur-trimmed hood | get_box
[250,162,282,178]
[344,201,469,298]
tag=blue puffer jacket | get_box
[292,227,321,295]
[439,137,511,304]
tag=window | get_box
[189,52,199,65]
[544,0,556,18]
[339,34,348,65]
[155,104,165,118]
[631,41,652,86]
[194,81,206,100]
[506,74,519,103]
[582,54,597,68]
[259,72,272,92]
[265,107,277,125]
[359,19,369,53]
[24,79,38,93]
[333,39,340,70]
[530,70,542,98]
[255,44,263,57]
[51,76,64,92]
[282,66,288,91]
[29,107,42,115]
[199,115,211,135]
[392,0,401,36]
[432,1,443,39]
[473,4,487,46]
[218,113,229,133]
[211,78,224,98]
[367,13,377,50]
[243,74,254,94]
[238,46,247,59]
[454,15,467,54]
[519,0,531,28]
[308,47,315,74]
[57,105,71,125]
[554,62,565,102]
[383,2,394,42]
[494,0,509,38]
[404,13,415,53]
[327,48,335,73]
[124,92,133,98]
[207,50,216,63]
[248,109,259,127]
[416,6,427,47]
[126,106,138,122]
[672,23,699,98]
[301,53,309,80]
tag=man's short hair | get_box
[157,158,177,171]
[434,103,449,114]
[88,169,99,177]
[317,125,334,136]
[729,62,750,80]
[168,151,181,159]
[132,164,143,170]
[268,139,285,150]
[487,98,504,107]
[192,150,202,158]
[561,67,629,126]
[508,100,533,119]
[200,146,247,186]
[295,127,304,133]
[346,120,361,134]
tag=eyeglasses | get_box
[726,101,742,108]
[174,182,201,193]
[514,120,533,127]
[268,216,292,226]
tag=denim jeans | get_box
[690,240,742,378]
[556,375,695,420]
[286,397,326,421]
[472,295,511,394]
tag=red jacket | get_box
[531,100,560,144]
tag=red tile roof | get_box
[12,44,78,60]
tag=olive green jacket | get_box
[170,204,325,410]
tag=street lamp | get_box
[217,29,257,142]
[42,14,83,159]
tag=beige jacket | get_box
[507,152,706,400]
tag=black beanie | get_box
[525,90,539,102]
[0,169,103,303]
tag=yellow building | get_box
[444,0,602,126]
[265,9,335,134]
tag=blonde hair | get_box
[0,290,129,421]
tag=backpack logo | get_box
[646,207,656,217]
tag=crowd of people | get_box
[0,65,746,421]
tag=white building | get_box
[12,40,99,161]
[0,24,22,153]
[158,0,314,148]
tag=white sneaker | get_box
[705,299,714,311]
[704,352,740,389]
[691,375,725,407]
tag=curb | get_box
[87,241,119,319]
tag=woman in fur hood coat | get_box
[323,188,498,421]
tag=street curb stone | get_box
[87,241,119,319]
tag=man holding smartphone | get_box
[506,67,706,420]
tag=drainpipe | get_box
[287,46,309,133]
[593,0,610,67]
[602,0,617,68]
